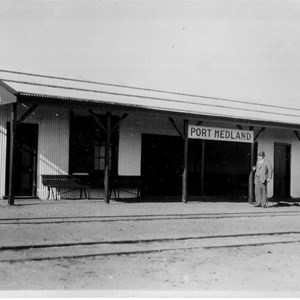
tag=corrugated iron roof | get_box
[1,69,300,127]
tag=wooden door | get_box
[6,123,38,197]
[274,143,291,198]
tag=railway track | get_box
[1,210,300,225]
[1,231,300,263]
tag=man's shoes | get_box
[253,205,261,207]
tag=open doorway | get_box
[5,123,39,197]
[141,133,251,198]
[274,143,291,198]
[141,134,183,196]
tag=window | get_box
[94,143,113,171]
[69,113,119,185]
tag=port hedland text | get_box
[188,125,254,143]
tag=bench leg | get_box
[80,188,89,199]
[50,187,55,200]
[47,187,51,200]
[110,187,116,199]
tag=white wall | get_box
[0,105,10,198]
[119,115,300,199]
[2,104,300,200]
[118,114,183,176]
[35,106,70,199]
[0,103,70,200]
[256,128,300,198]
[118,115,253,177]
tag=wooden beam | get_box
[8,103,17,206]
[111,113,128,134]
[201,140,205,196]
[294,130,300,142]
[182,119,189,203]
[104,112,112,204]
[248,126,255,204]
[20,95,300,132]
[254,127,265,141]
[249,141,255,204]
[169,118,184,139]
[88,110,107,135]
[17,104,39,125]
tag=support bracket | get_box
[112,113,128,134]
[254,127,265,141]
[17,104,39,125]
[169,118,184,139]
[89,110,107,135]
[294,130,300,142]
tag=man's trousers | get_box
[254,180,268,207]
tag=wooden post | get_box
[200,140,205,196]
[104,112,111,204]
[248,139,255,204]
[8,103,17,206]
[182,119,189,203]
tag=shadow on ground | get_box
[269,201,300,208]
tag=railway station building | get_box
[1,70,300,204]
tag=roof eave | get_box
[0,79,18,95]
[17,93,300,132]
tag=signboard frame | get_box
[188,125,254,143]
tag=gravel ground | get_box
[0,198,300,297]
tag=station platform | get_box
[0,197,299,219]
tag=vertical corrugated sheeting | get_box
[0,103,70,200]
[2,102,300,199]
[35,106,70,199]
[118,115,142,176]
[256,128,300,198]
[0,105,10,198]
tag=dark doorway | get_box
[141,134,183,196]
[5,123,38,197]
[141,134,251,198]
[204,140,251,197]
[274,143,291,198]
[188,139,204,195]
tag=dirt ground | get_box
[1,243,300,298]
[1,199,300,297]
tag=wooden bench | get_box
[111,176,141,199]
[41,174,92,200]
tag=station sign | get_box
[188,125,254,143]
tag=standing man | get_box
[252,151,273,208]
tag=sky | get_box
[1,0,300,108]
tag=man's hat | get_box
[258,151,265,157]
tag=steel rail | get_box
[1,209,300,221]
[1,231,300,263]
[1,211,300,225]
[1,240,300,263]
